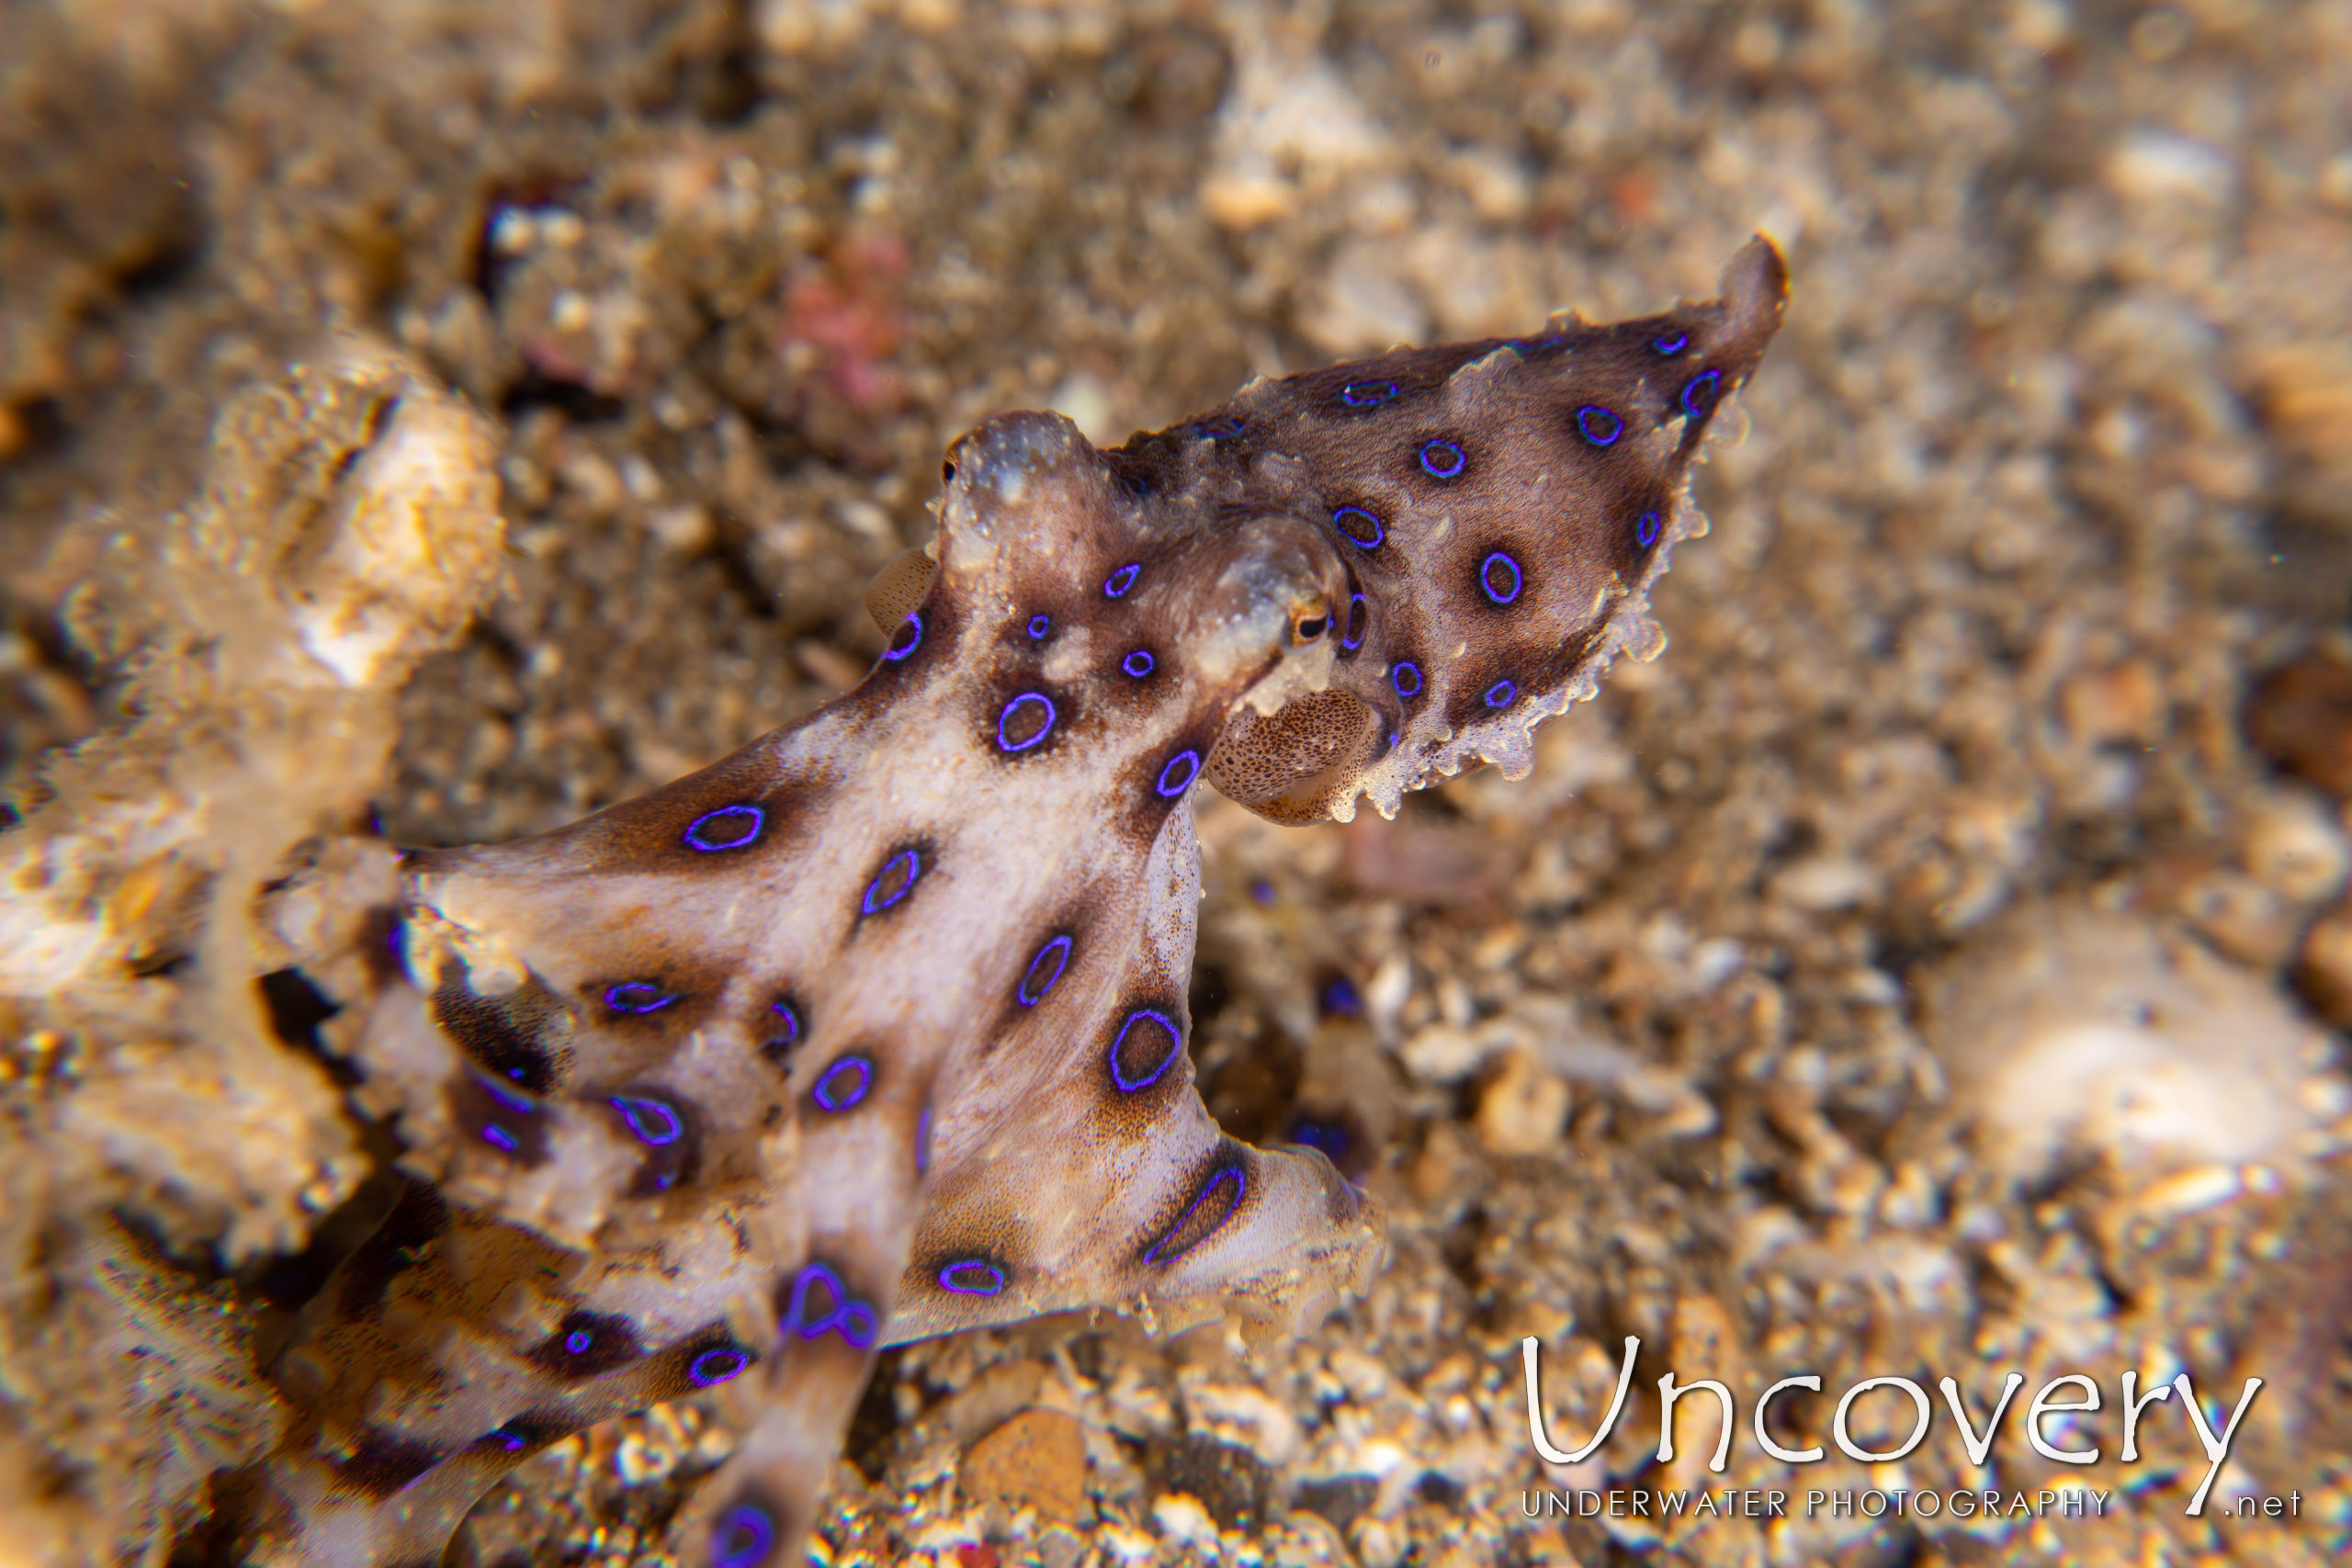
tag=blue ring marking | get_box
[1122,649,1155,678]
[1576,405,1623,446]
[1333,506,1384,549]
[609,1095,684,1146]
[481,1078,537,1114]
[767,999,801,1049]
[688,1348,751,1387]
[1681,368,1723,416]
[1144,1163,1248,1266]
[1484,679,1518,709]
[781,1262,846,1338]
[881,612,922,661]
[812,1055,873,1112]
[488,1426,529,1453]
[711,1505,776,1568]
[565,1328,593,1356]
[1018,935,1072,1006]
[1342,592,1367,650]
[1195,414,1246,438]
[1393,661,1423,699]
[915,1105,933,1175]
[1655,331,1690,355]
[1155,750,1201,799]
[482,1124,518,1153]
[1480,551,1522,605]
[1340,379,1399,407]
[839,1302,878,1348]
[1636,510,1662,547]
[862,849,921,915]
[683,804,763,852]
[1109,1008,1182,1092]
[1027,613,1050,638]
[605,981,676,1014]
[1323,976,1361,1016]
[1104,562,1140,598]
[996,692,1057,753]
[1419,439,1467,479]
[939,1258,1005,1295]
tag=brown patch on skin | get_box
[524,1309,645,1380]
[331,1429,441,1499]
[575,944,737,1043]
[759,991,810,1067]
[428,963,573,1093]
[852,836,938,929]
[640,1327,763,1404]
[975,677,1073,763]
[910,1243,1019,1307]
[332,1181,447,1321]
[467,1410,570,1458]
[1136,1141,1256,1268]
[1115,716,1227,850]
[594,1082,702,1196]
[1082,989,1194,1143]
[447,1073,555,1166]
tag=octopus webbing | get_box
[247,238,1787,1566]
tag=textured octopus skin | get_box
[246,238,1787,1568]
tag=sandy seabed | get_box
[5,1,2352,1564]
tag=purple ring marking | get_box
[1577,405,1623,446]
[565,1328,593,1356]
[1393,661,1423,699]
[766,998,801,1052]
[688,1348,751,1387]
[1485,679,1518,709]
[683,804,763,852]
[1027,613,1051,638]
[1342,592,1367,650]
[812,1055,872,1112]
[996,692,1057,753]
[1144,1162,1249,1266]
[939,1258,1005,1295]
[482,1124,518,1153]
[1636,510,1662,547]
[1419,439,1467,479]
[1104,562,1140,598]
[1655,331,1690,355]
[1340,379,1399,407]
[1122,649,1155,678]
[711,1505,776,1568]
[605,981,677,1014]
[1480,551,1522,605]
[839,1303,878,1348]
[882,612,922,661]
[862,848,921,915]
[781,1262,846,1338]
[1155,750,1201,799]
[1681,368,1723,417]
[1018,935,1073,1007]
[1333,505,1384,548]
[490,1427,527,1453]
[481,1078,537,1114]
[610,1095,683,1146]
[1109,1008,1182,1093]
[915,1105,933,1175]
